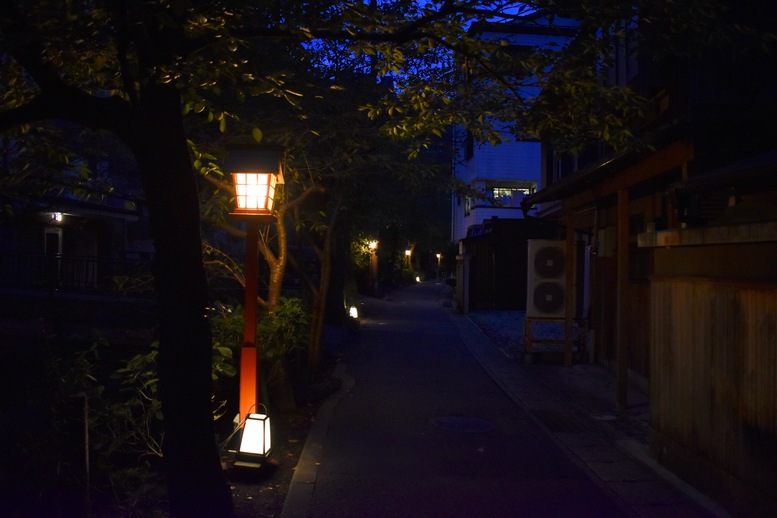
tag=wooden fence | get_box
[0,252,151,294]
[651,277,777,513]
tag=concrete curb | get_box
[616,439,730,518]
[280,363,354,518]
[453,309,731,518]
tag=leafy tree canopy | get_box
[3,0,760,161]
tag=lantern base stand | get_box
[218,415,273,471]
[234,457,265,469]
[228,212,275,223]
[234,455,268,469]
[220,444,273,470]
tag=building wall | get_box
[451,15,577,244]
[651,277,777,515]
[519,3,777,512]
[451,138,540,242]
[644,227,777,515]
[456,138,540,183]
[455,218,558,312]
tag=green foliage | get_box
[259,297,310,385]
[0,338,169,516]
[401,267,420,284]
[1,330,238,516]
[1,342,99,512]
[208,302,242,381]
[106,341,164,459]
[351,237,375,270]
[104,332,236,463]
[112,272,155,295]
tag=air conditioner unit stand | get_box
[524,316,586,364]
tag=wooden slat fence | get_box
[651,277,777,502]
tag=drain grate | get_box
[432,416,496,433]
[532,408,587,433]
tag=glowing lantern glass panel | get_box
[225,146,284,216]
[239,412,272,457]
[232,172,277,214]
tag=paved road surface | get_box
[301,282,632,517]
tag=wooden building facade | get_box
[455,217,556,312]
[520,4,777,513]
[642,227,777,514]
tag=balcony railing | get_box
[0,252,153,295]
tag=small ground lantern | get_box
[234,410,272,468]
[224,145,284,428]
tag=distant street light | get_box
[225,145,284,428]
[368,240,378,295]
[436,253,442,279]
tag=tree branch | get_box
[1,1,135,135]
[1,41,133,136]
[202,173,235,193]
[0,86,132,136]
[279,183,325,215]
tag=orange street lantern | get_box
[224,145,284,428]
[225,146,284,216]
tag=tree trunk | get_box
[129,84,234,517]
[302,195,344,378]
[269,360,297,413]
[307,224,334,376]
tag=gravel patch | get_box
[468,310,570,359]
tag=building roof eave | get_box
[521,140,696,214]
[668,149,777,195]
[520,149,633,212]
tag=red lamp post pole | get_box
[243,221,259,353]
[238,219,261,420]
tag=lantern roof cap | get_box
[223,145,284,184]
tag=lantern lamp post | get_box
[225,146,284,427]
[368,240,378,295]
[436,253,442,279]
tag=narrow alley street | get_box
[282,282,716,518]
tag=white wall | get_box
[451,137,540,242]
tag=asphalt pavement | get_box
[282,282,728,518]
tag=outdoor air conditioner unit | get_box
[526,240,566,318]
